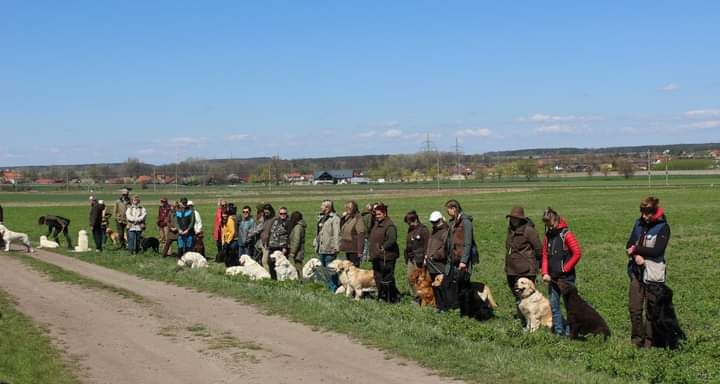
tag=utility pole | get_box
[647,149,652,189]
[664,149,670,186]
[175,143,179,193]
[454,137,463,186]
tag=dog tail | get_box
[484,286,499,309]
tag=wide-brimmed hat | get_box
[506,206,526,219]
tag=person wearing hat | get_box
[505,206,542,325]
[157,197,172,253]
[89,196,104,251]
[99,200,111,245]
[38,214,73,250]
[113,188,131,248]
[369,203,400,303]
[175,198,195,256]
[425,211,450,310]
[125,195,147,254]
[404,210,429,298]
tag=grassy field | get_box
[1,180,719,383]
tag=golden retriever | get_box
[106,228,121,246]
[335,260,376,300]
[516,277,552,332]
[410,268,436,307]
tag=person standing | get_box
[504,206,542,325]
[213,200,227,259]
[541,207,582,337]
[266,207,290,280]
[89,196,104,251]
[258,204,276,272]
[340,200,365,267]
[38,214,73,249]
[404,210,429,298]
[315,200,341,268]
[157,197,172,253]
[369,203,400,303]
[626,196,671,348]
[161,201,179,257]
[222,205,240,267]
[175,198,195,256]
[237,206,256,258]
[288,211,306,274]
[361,203,377,262]
[425,211,449,310]
[445,199,479,310]
[125,196,147,255]
[113,188,131,248]
[99,200,110,245]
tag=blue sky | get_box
[1,1,719,166]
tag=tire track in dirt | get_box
[0,250,462,384]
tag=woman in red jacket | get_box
[213,199,227,261]
[541,207,582,336]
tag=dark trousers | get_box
[216,239,222,257]
[116,222,127,248]
[372,258,400,303]
[507,274,536,325]
[267,247,284,280]
[51,226,74,249]
[346,252,361,267]
[430,272,447,310]
[629,277,654,347]
[92,226,103,251]
[224,241,239,267]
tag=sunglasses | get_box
[242,210,250,213]
[279,212,288,215]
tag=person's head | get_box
[38,216,46,225]
[345,200,359,216]
[187,200,194,208]
[506,206,527,229]
[289,211,303,229]
[227,203,237,216]
[640,196,660,221]
[160,197,168,205]
[542,207,560,229]
[241,205,251,219]
[374,203,388,221]
[404,210,419,227]
[98,200,105,208]
[262,203,275,219]
[278,206,288,220]
[180,197,188,208]
[120,188,129,197]
[364,203,374,213]
[218,199,227,209]
[132,195,141,205]
[445,199,462,218]
[429,211,444,228]
[320,200,334,215]
[89,196,97,205]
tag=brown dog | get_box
[105,228,120,246]
[335,260,377,300]
[556,280,611,340]
[410,267,436,307]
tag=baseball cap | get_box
[429,211,443,223]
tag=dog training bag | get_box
[643,260,666,284]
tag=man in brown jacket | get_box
[505,206,542,325]
[425,211,449,310]
[340,201,365,267]
[369,204,400,303]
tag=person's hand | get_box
[542,274,551,282]
[459,262,467,272]
[627,245,636,256]
[634,255,645,266]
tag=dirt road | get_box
[0,249,461,384]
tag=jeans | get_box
[549,275,575,336]
[320,253,338,291]
[127,230,142,254]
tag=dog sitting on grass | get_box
[410,267,436,307]
[646,282,685,349]
[334,260,377,300]
[556,280,611,340]
[516,277,552,331]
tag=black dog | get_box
[141,237,160,253]
[458,282,495,321]
[557,280,611,340]
[646,282,685,349]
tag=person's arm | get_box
[139,207,147,222]
[626,221,639,250]
[635,225,670,261]
[383,225,397,251]
[461,218,473,264]
[332,216,341,253]
[355,217,365,255]
[562,231,582,272]
[541,236,549,276]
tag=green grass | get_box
[1,183,719,383]
[0,289,81,384]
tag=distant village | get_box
[3,146,719,188]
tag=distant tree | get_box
[517,160,538,181]
[616,159,635,179]
[600,164,612,177]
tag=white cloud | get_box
[137,148,158,155]
[456,128,492,137]
[517,114,601,123]
[534,125,576,134]
[226,134,250,141]
[684,109,720,118]
[658,83,679,92]
[355,130,377,138]
[383,129,403,138]
[689,120,720,129]
[171,137,207,146]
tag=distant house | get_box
[710,150,720,159]
[285,171,310,184]
[136,175,153,184]
[2,169,21,184]
[35,178,63,185]
[313,170,360,185]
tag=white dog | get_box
[225,254,270,280]
[38,235,60,249]
[73,230,90,252]
[270,250,298,281]
[177,252,208,269]
[0,223,34,252]
[302,258,323,280]
[516,277,553,332]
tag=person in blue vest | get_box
[175,197,195,257]
[626,196,671,348]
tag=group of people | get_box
[29,191,671,348]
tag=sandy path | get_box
[0,249,462,384]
